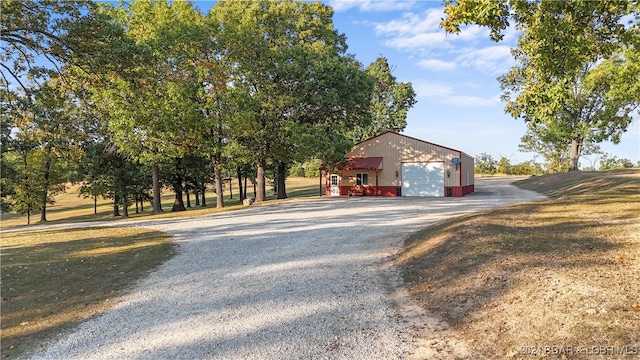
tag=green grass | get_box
[398,169,640,358]
[0,227,175,359]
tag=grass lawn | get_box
[0,177,322,229]
[0,227,175,359]
[398,169,640,358]
[0,177,320,358]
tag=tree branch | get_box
[0,62,28,92]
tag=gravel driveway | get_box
[31,177,544,359]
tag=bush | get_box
[288,163,305,177]
[303,159,322,178]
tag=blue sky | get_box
[322,0,640,167]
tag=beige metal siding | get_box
[346,132,462,187]
[461,152,475,186]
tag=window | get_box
[330,174,339,186]
[356,173,369,186]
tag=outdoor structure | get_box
[322,131,474,197]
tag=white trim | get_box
[355,172,369,186]
[329,174,340,196]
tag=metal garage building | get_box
[323,131,474,197]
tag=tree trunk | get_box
[172,190,186,211]
[152,163,163,214]
[245,174,249,200]
[195,189,200,206]
[94,195,97,214]
[237,166,244,201]
[186,189,191,208]
[213,157,224,209]
[201,184,207,207]
[135,196,139,214]
[569,138,583,172]
[113,196,120,217]
[255,162,266,202]
[121,185,129,218]
[276,161,287,199]
[171,158,187,211]
[21,150,31,225]
[40,153,52,222]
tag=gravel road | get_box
[30,177,544,360]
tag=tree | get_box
[79,139,149,217]
[182,155,212,208]
[518,127,570,173]
[599,154,635,170]
[501,46,639,171]
[496,156,512,175]
[351,57,416,142]
[510,160,542,175]
[442,0,640,171]
[0,0,94,90]
[0,151,20,212]
[69,0,208,213]
[211,0,373,202]
[1,1,98,221]
[518,123,605,173]
[194,47,249,208]
[3,80,82,223]
[474,152,497,176]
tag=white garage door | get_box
[402,162,445,197]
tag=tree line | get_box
[475,152,638,176]
[0,0,416,224]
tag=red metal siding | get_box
[445,185,474,197]
[340,185,398,196]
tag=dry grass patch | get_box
[0,227,176,359]
[399,169,640,358]
[0,177,320,229]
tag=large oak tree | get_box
[210,0,373,201]
[442,0,639,171]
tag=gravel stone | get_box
[30,177,543,359]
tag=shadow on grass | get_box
[513,169,640,197]
[0,227,176,359]
[397,202,622,326]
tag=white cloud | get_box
[455,45,515,74]
[383,32,450,49]
[414,46,515,74]
[417,59,456,71]
[374,9,491,51]
[370,6,516,74]
[413,81,454,98]
[413,81,500,107]
[456,25,490,42]
[374,9,442,35]
[329,0,415,12]
[442,94,501,107]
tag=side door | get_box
[329,174,340,196]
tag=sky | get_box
[320,0,640,167]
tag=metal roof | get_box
[341,157,383,170]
